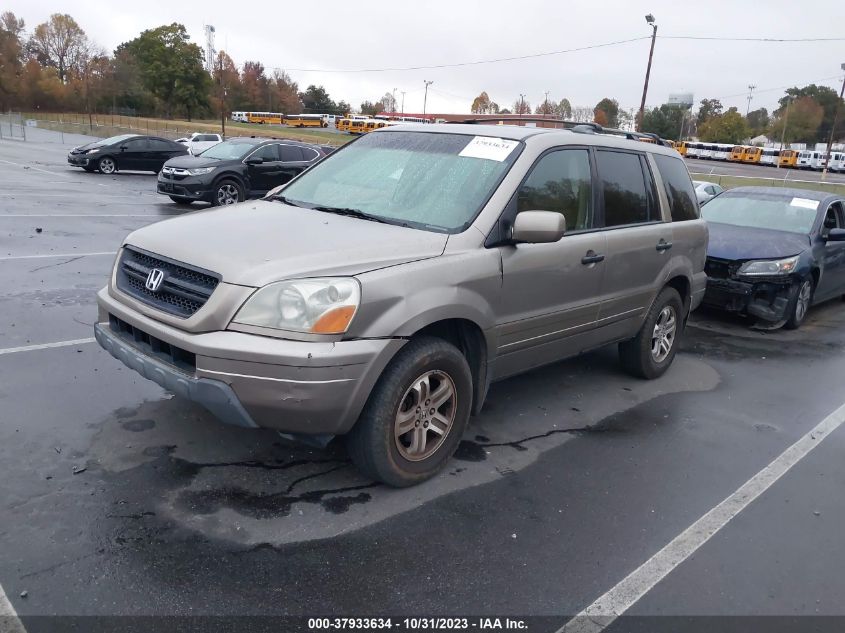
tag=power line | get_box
[275,36,650,73]
[271,33,845,75]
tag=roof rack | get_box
[449,117,673,147]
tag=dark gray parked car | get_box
[94,124,708,486]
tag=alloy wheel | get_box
[394,370,457,462]
[99,158,115,174]
[216,184,239,205]
[795,280,812,323]
[651,305,677,363]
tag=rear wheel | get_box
[619,287,684,379]
[784,278,813,330]
[98,156,116,174]
[168,196,195,205]
[346,337,472,487]
[211,179,244,206]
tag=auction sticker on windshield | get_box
[790,197,820,210]
[458,136,519,162]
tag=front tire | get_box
[346,337,472,487]
[211,179,244,206]
[98,156,116,174]
[784,278,813,330]
[619,287,684,379]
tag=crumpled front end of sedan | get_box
[703,256,801,322]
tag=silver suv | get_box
[95,123,707,486]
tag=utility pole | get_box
[401,91,406,114]
[822,63,845,180]
[423,80,433,117]
[746,84,756,117]
[519,93,526,115]
[392,87,397,114]
[777,96,792,168]
[637,14,658,132]
[544,90,550,118]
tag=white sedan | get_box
[693,180,724,205]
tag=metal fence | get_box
[14,112,206,144]
[690,171,845,196]
[0,112,26,140]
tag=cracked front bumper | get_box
[703,277,792,322]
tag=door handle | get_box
[656,240,673,252]
[581,251,605,265]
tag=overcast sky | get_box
[5,0,845,115]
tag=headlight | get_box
[187,166,215,176]
[738,256,799,276]
[85,148,100,154]
[233,278,360,334]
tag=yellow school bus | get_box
[673,141,688,156]
[347,119,370,134]
[742,146,763,164]
[247,111,283,124]
[283,114,327,128]
[728,145,746,161]
[336,118,350,132]
[777,149,798,167]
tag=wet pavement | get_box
[3,134,845,632]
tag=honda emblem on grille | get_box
[145,268,166,292]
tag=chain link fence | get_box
[690,172,845,196]
[0,112,27,141]
[14,112,208,144]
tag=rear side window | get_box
[252,144,280,161]
[517,149,592,231]
[595,151,649,227]
[280,145,305,161]
[654,154,699,222]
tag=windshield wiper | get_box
[310,205,391,224]
[271,195,309,208]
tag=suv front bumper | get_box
[157,173,214,201]
[95,287,405,435]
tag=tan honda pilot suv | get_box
[95,122,708,486]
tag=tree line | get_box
[470,87,844,146]
[0,11,353,119]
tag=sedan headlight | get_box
[187,166,216,176]
[738,256,799,276]
[85,148,100,154]
[233,278,360,334]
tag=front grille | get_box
[704,257,739,280]
[116,246,220,318]
[108,314,196,373]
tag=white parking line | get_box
[0,252,114,261]
[558,401,845,633]
[0,582,27,633]
[0,338,96,356]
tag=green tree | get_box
[776,84,844,143]
[0,12,26,108]
[117,23,209,119]
[746,107,769,137]
[30,13,88,83]
[559,98,572,119]
[769,97,825,145]
[594,97,620,128]
[360,100,379,116]
[300,84,337,113]
[696,98,723,126]
[640,104,685,139]
[698,108,749,143]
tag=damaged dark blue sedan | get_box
[701,187,845,329]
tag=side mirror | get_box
[119,145,128,150]
[511,211,566,244]
[827,228,845,242]
[245,157,264,165]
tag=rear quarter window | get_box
[653,154,699,222]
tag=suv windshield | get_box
[200,141,257,161]
[701,191,819,234]
[277,131,521,232]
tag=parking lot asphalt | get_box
[3,134,845,632]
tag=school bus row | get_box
[230,112,329,127]
[336,115,430,134]
[673,141,845,171]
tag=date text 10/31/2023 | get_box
[308,617,528,630]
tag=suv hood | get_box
[163,154,232,169]
[707,222,810,261]
[123,200,448,286]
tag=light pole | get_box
[777,96,792,169]
[822,63,845,179]
[746,85,756,117]
[544,90,550,118]
[401,91,406,114]
[637,14,658,132]
[392,87,397,113]
[423,80,433,117]
[519,93,526,115]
